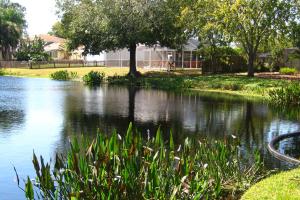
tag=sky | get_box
[12,0,58,36]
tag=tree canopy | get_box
[49,21,68,39]
[56,0,187,76]
[182,0,299,76]
[15,36,50,61]
[0,0,26,60]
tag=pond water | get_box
[0,76,299,199]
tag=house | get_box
[258,48,300,70]
[101,38,201,68]
[37,34,70,60]
[35,34,85,60]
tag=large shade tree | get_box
[0,0,26,60]
[57,0,187,76]
[216,0,298,77]
[183,0,298,77]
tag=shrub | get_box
[17,124,264,200]
[279,67,297,75]
[269,82,300,106]
[50,70,71,81]
[0,69,5,76]
[70,71,79,79]
[83,71,105,85]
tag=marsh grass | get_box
[17,124,264,200]
[269,82,300,106]
[108,74,287,97]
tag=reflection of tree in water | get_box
[278,136,300,160]
[0,110,25,132]
[55,85,299,169]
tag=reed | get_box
[17,124,264,199]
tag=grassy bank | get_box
[108,71,290,98]
[1,68,291,98]
[1,67,152,78]
[242,167,300,200]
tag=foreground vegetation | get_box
[18,124,264,199]
[242,167,300,200]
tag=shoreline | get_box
[1,68,290,99]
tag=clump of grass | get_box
[83,71,105,86]
[0,69,5,76]
[279,67,297,75]
[50,70,71,81]
[17,124,264,200]
[269,82,300,106]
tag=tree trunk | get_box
[247,53,255,77]
[129,44,137,76]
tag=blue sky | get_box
[12,0,58,36]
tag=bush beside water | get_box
[50,70,78,81]
[18,124,264,200]
[0,69,5,76]
[83,71,105,86]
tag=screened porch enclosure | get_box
[103,39,201,69]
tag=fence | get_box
[0,59,203,70]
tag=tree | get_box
[56,0,187,76]
[15,36,50,61]
[215,0,298,77]
[0,0,26,60]
[49,21,68,39]
[180,0,232,73]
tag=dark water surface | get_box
[0,76,299,199]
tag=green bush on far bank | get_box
[279,67,297,75]
[18,124,264,200]
[50,70,78,81]
[0,69,5,76]
[83,71,105,86]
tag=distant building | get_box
[34,34,86,61]
[101,38,201,68]
[258,47,300,70]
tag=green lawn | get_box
[242,168,300,200]
[2,67,151,78]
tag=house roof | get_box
[36,34,66,44]
[44,42,65,52]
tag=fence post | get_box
[69,61,71,68]
[54,61,56,68]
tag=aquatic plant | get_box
[269,82,300,106]
[17,124,264,199]
[83,71,105,86]
[50,70,71,81]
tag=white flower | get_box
[147,129,150,141]
[231,135,237,139]
[177,145,182,152]
[203,163,208,169]
[118,134,122,140]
